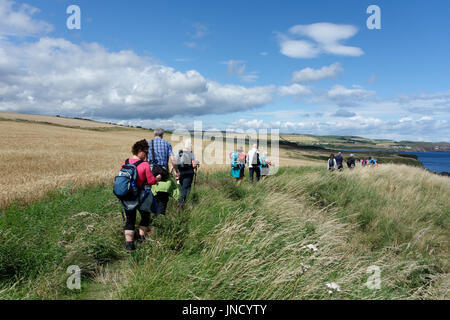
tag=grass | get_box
[0,184,125,299]
[1,165,448,300]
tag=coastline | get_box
[335,149,450,174]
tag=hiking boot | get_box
[137,235,146,244]
[125,241,136,253]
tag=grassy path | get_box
[1,166,449,299]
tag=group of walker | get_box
[114,129,274,253]
[116,129,372,253]
[327,152,378,171]
[113,128,199,253]
[230,144,272,185]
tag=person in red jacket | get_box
[122,139,161,252]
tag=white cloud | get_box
[326,85,375,107]
[279,38,320,59]
[397,92,450,115]
[278,84,311,97]
[0,37,274,119]
[333,109,356,118]
[0,0,52,37]
[239,72,259,83]
[292,62,343,82]
[278,23,363,59]
[227,116,450,142]
[328,85,375,99]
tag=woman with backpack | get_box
[361,157,368,167]
[230,146,246,186]
[346,153,356,169]
[327,154,337,171]
[117,139,161,253]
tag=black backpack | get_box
[328,158,335,167]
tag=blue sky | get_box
[0,0,449,141]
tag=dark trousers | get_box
[124,209,151,231]
[249,166,261,183]
[155,192,169,216]
[178,173,194,204]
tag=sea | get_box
[410,152,450,173]
[337,150,450,173]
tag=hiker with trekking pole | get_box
[113,139,161,253]
[174,139,199,212]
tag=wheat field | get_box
[0,112,118,128]
[0,113,317,208]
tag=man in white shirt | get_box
[247,144,261,183]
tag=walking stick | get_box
[193,168,197,188]
[193,162,200,189]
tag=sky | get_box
[0,0,449,141]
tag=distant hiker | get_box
[247,144,261,183]
[335,152,344,171]
[346,153,356,169]
[230,146,246,186]
[369,157,378,167]
[174,139,198,212]
[328,153,337,171]
[148,128,180,217]
[114,139,161,253]
[361,157,368,167]
[260,151,272,180]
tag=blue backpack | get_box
[231,152,239,169]
[113,159,144,200]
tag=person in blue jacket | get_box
[230,146,246,186]
[335,152,344,171]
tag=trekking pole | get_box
[193,169,197,188]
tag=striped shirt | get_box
[148,137,174,168]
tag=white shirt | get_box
[247,148,260,168]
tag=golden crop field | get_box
[0,113,316,208]
[0,112,118,128]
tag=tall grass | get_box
[1,165,448,299]
[0,184,125,299]
[116,166,449,300]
